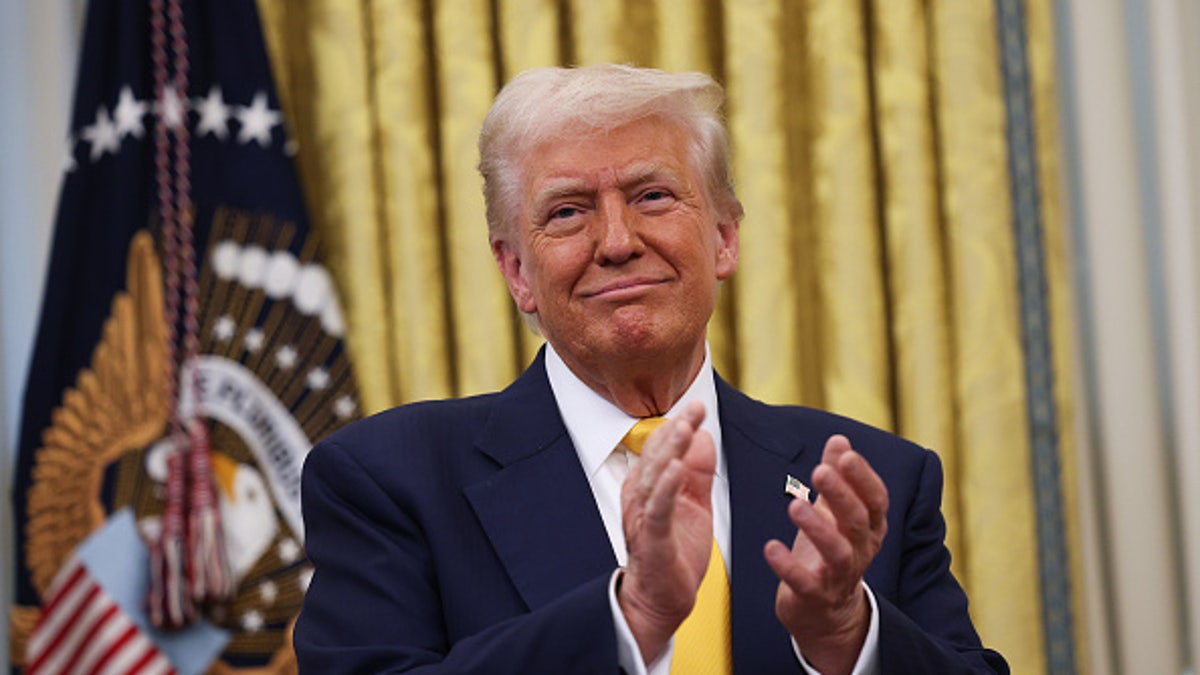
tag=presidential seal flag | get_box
[10,0,360,672]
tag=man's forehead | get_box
[531,160,686,195]
[525,120,691,183]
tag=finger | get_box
[835,451,889,532]
[764,517,831,600]
[641,458,685,538]
[640,400,705,464]
[641,417,694,462]
[681,428,717,485]
[821,434,853,466]
[677,400,707,431]
[764,538,817,597]
[635,420,690,499]
[787,496,854,572]
[810,463,870,544]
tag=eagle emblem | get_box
[14,210,359,673]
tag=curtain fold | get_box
[806,1,892,432]
[870,0,961,570]
[368,0,457,404]
[930,4,1045,672]
[257,1,1082,672]
[724,0,807,402]
[433,0,522,395]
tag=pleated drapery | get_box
[255,1,1084,672]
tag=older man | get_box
[294,65,1007,674]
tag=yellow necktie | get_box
[622,418,732,675]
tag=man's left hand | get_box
[764,434,889,675]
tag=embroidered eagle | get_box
[14,216,360,673]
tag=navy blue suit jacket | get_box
[294,353,1007,673]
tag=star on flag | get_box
[235,92,281,147]
[195,86,231,140]
[113,86,148,140]
[68,85,287,171]
[155,85,187,130]
[81,107,120,161]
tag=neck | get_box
[552,341,707,418]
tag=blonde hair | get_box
[477,64,744,237]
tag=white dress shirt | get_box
[543,343,879,674]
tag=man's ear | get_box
[715,218,740,280]
[492,237,537,313]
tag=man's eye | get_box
[550,206,580,220]
[641,190,668,202]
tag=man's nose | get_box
[595,195,642,264]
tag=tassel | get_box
[185,420,233,603]
[149,441,194,629]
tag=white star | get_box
[241,609,265,633]
[298,566,314,592]
[278,538,301,564]
[244,328,265,353]
[213,315,236,342]
[236,92,281,147]
[307,367,330,391]
[81,106,120,161]
[334,395,356,419]
[113,86,148,140]
[275,345,298,370]
[156,84,187,130]
[195,86,230,140]
[258,579,278,604]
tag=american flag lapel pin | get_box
[785,474,810,500]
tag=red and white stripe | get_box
[26,557,178,675]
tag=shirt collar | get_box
[544,342,724,481]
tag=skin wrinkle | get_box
[492,116,739,418]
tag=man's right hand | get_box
[617,401,716,665]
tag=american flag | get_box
[22,510,227,675]
[10,0,356,670]
[25,558,176,675]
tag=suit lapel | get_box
[463,360,829,664]
[718,377,824,671]
[464,352,617,612]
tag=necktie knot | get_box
[621,416,668,455]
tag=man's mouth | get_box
[584,276,666,299]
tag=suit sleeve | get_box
[293,439,622,674]
[876,449,1010,674]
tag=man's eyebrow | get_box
[616,162,683,189]
[530,162,686,210]
[534,178,591,201]
[530,178,593,214]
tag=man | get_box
[294,64,1007,674]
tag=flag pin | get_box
[785,475,810,500]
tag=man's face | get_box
[492,115,740,370]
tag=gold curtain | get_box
[256,1,1084,672]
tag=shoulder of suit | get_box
[718,381,931,461]
[313,391,501,457]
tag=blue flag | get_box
[11,0,360,671]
